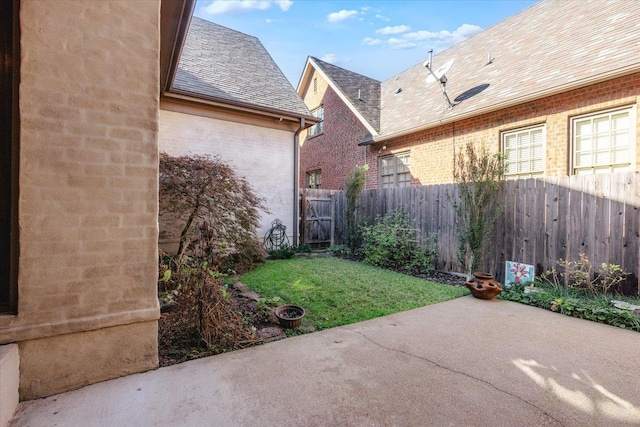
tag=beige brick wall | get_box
[0,0,161,399]
[159,106,297,245]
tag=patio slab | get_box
[10,296,640,426]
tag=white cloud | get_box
[320,53,338,64]
[388,37,418,49]
[318,54,351,66]
[376,25,410,35]
[362,37,382,46]
[203,0,293,15]
[327,9,358,22]
[265,18,283,23]
[403,24,482,45]
[375,14,390,22]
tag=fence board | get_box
[543,178,559,271]
[302,172,640,294]
[533,178,546,273]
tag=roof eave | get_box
[160,0,196,94]
[162,89,320,126]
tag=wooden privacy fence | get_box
[302,171,640,294]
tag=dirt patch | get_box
[158,282,287,367]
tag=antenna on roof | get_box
[424,49,457,109]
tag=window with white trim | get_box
[380,152,411,188]
[502,125,545,179]
[306,170,321,189]
[571,106,636,175]
[308,106,324,137]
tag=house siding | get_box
[368,72,640,186]
[0,0,161,400]
[159,106,296,245]
[300,71,369,190]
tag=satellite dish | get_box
[425,58,455,84]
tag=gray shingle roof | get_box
[172,17,311,118]
[379,0,640,138]
[310,57,381,132]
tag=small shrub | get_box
[268,245,296,260]
[345,165,368,252]
[557,253,629,294]
[450,142,505,276]
[295,244,311,253]
[158,257,257,352]
[327,244,351,255]
[159,152,268,273]
[360,210,437,271]
[500,282,640,332]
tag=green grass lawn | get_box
[240,256,468,330]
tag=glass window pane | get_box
[380,153,410,188]
[572,109,634,174]
[502,126,545,178]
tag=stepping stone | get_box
[233,282,262,302]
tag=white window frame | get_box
[570,105,637,175]
[308,106,324,138]
[306,170,322,189]
[501,124,546,179]
[380,152,411,188]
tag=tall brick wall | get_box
[159,106,297,243]
[369,73,640,186]
[300,71,369,190]
[0,0,161,400]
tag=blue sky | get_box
[194,0,538,87]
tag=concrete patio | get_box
[10,297,640,426]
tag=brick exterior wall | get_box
[0,0,161,400]
[300,71,369,190]
[368,73,640,186]
[159,105,297,245]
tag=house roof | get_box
[300,0,640,143]
[170,17,313,120]
[308,57,381,133]
[377,0,640,140]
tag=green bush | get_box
[360,210,437,271]
[268,245,296,260]
[500,282,640,332]
[450,142,505,276]
[295,244,311,253]
[327,244,351,256]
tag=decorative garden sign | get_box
[505,261,535,288]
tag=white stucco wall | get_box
[159,109,295,244]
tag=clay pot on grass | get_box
[274,305,305,328]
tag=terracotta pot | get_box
[465,272,503,300]
[274,305,305,328]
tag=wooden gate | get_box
[300,193,334,247]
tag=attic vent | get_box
[485,53,494,66]
[395,88,402,94]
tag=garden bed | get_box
[159,255,468,366]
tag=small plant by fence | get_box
[302,171,640,294]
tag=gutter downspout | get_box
[293,118,305,246]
